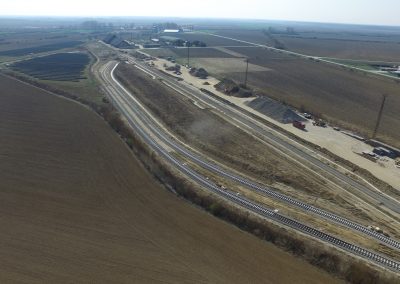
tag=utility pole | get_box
[244,58,249,88]
[187,43,190,67]
[372,94,388,139]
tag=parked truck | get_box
[292,120,306,130]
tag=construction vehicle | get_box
[313,119,327,127]
[303,113,312,119]
[292,120,306,130]
[368,225,389,236]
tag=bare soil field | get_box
[0,28,88,52]
[143,47,236,59]
[215,29,275,45]
[0,74,340,283]
[141,48,177,58]
[173,47,237,58]
[212,29,400,62]
[187,57,270,74]
[276,36,400,62]
[178,32,253,46]
[222,47,400,148]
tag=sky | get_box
[1,0,399,26]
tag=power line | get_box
[187,42,190,67]
[244,58,249,88]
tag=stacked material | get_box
[247,96,306,124]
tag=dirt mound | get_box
[215,78,253,98]
[247,96,306,123]
[189,67,209,79]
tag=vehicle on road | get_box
[293,120,306,130]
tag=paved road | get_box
[125,55,400,218]
[95,60,400,271]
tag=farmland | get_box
[0,40,82,57]
[275,36,400,62]
[214,29,275,45]
[176,32,253,46]
[0,74,341,283]
[12,52,90,81]
[143,46,236,59]
[212,28,400,62]
[172,47,236,58]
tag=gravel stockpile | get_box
[247,96,306,123]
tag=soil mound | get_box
[215,78,253,98]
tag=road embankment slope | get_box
[0,74,341,283]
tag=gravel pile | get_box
[246,96,306,124]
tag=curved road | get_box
[96,60,400,272]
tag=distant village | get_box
[102,22,204,49]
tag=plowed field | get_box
[0,74,340,283]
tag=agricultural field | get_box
[0,74,340,283]
[212,28,400,62]
[177,32,253,46]
[11,52,90,81]
[275,36,400,62]
[143,46,236,60]
[0,40,83,57]
[214,29,275,45]
[141,48,177,58]
[173,47,237,58]
[186,57,270,74]
[198,46,400,148]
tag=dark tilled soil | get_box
[0,74,341,283]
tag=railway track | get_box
[128,54,400,217]
[96,60,400,272]
[109,60,400,252]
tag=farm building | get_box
[163,29,182,33]
[159,35,185,46]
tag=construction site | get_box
[1,15,400,283]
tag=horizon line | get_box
[0,15,399,28]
